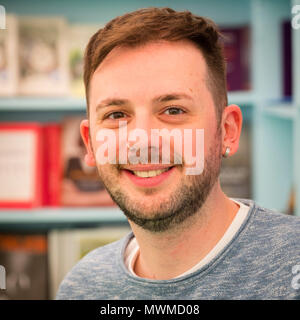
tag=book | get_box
[221,26,251,92]
[0,233,48,300]
[68,23,102,97]
[60,116,116,206]
[0,119,116,208]
[282,20,292,98]
[0,14,18,96]
[42,123,62,207]
[18,16,69,96]
[48,226,130,299]
[0,123,43,208]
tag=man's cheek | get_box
[94,129,117,165]
[182,128,205,176]
[96,163,119,184]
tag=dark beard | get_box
[100,140,222,233]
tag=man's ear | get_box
[80,119,96,167]
[221,104,243,157]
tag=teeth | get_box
[132,168,169,178]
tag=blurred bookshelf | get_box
[0,92,253,111]
[262,103,297,120]
[228,91,255,106]
[1,0,299,301]
[0,207,128,231]
[0,97,86,111]
[0,91,253,111]
[0,0,299,233]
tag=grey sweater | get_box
[56,199,300,300]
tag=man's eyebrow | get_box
[96,98,129,112]
[153,93,193,103]
[95,93,193,112]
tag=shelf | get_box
[262,104,297,120]
[228,91,255,106]
[0,207,128,231]
[0,92,254,112]
[0,97,86,111]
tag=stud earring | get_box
[223,146,230,158]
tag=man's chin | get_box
[97,146,222,232]
[115,195,174,220]
[122,207,179,233]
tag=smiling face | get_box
[83,40,223,232]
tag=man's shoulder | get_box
[239,198,300,235]
[55,232,132,300]
[234,198,300,257]
[241,198,300,227]
[223,199,300,298]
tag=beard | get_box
[95,131,222,233]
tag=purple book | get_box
[282,20,292,98]
[221,26,251,92]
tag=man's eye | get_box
[106,111,126,119]
[164,107,185,115]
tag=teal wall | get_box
[3,0,251,25]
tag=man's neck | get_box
[129,183,239,280]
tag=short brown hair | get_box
[83,7,228,122]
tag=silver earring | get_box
[223,147,230,158]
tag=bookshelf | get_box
[262,103,296,120]
[293,0,300,219]
[0,0,299,232]
[0,92,255,111]
[0,207,128,231]
[251,0,298,215]
[0,97,86,111]
[0,93,253,113]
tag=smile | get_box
[132,168,171,178]
[122,166,175,187]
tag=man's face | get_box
[87,40,223,232]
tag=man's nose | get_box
[126,111,163,162]
[134,110,154,136]
[129,110,158,146]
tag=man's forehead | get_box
[89,41,208,103]
[92,39,207,77]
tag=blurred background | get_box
[0,0,299,299]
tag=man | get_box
[56,7,300,299]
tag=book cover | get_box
[18,16,69,96]
[0,14,18,96]
[0,233,48,300]
[221,26,251,92]
[60,116,116,206]
[48,226,130,299]
[68,23,102,97]
[282,20,292,98]
[42,123,62,207]
[0,123,43,208]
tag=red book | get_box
[0,123,43,208]
[42,123,62,207]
